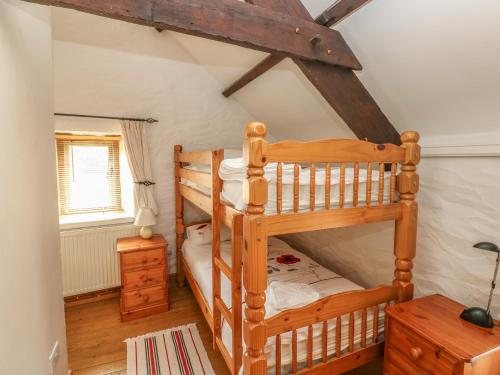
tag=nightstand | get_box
[384,294,500,374]
[117,234,169,322]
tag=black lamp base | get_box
[460,307,494,328]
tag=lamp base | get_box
[460,307,493,328]
[140,226,153,239]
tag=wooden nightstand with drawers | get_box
[117,234,169,322]
[384,294,500,374]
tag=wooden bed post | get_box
[212,149,224,351]
[394,132,420,302]
[243,122,268,375]
[174,145,186,287]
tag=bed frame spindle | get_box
[310,163,316,211]
[293,163,300,212]
[275,334,282,375]
[336,316,342,358]
[277,162,283,214]
[349,312,355,352]
[353,162,359,207]
[378,163,385,205]
[307,325,314,368]
[325,163,331,210]
[390,163,397,203]
[339,163,346,208]
[373,305,379,344]
[322,321,328,363]
[292,329,298,373]
[366,162,372,208]
[361,308,368,348]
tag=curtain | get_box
[121,120,159,216]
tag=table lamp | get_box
[460,242,499,328]
[134,207,156,239]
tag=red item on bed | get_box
[276,254,301,265]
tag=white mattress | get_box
[182,156,395,214]
[182,237,385,372]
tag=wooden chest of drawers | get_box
[117,235,168,322]
[384,295,500,375]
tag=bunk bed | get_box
[174,122,420,375]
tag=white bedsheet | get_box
[182,156,395,214]
[182,237,385,372]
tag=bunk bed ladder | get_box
[212,149,243,375]
[212,214,243,374]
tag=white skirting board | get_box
[60,224,139,297]
[420,132,500,157]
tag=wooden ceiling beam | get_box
[230,0,399,145]
[222,0,312,98]
[223,0,372,97]
[24,0,361,69]
[246,0,311,18]
[317,0,373,27]
[294,59,400,144]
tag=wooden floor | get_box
[66,283,382,374]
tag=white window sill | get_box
[60,211,135,231]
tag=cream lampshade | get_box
[134,207,156,239]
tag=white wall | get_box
[284,155,500,319]
[52,9,254,274]
[0,1,68,374]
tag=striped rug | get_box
[125,324,215,375]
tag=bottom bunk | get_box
[181,224,392,374]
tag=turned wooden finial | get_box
[401,131,420,144]
[245,122,267,138]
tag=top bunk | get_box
[174,122,420,236]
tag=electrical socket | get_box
[49,341,60,375]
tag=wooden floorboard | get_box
[66,283,382,374]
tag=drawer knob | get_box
[141,256,148,264]
[143,295,150,302]
[410,346,423,360]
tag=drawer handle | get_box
[143,295,150,302]
[410,346,423,360]
[141,256,148,264]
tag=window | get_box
[55,134,123,216]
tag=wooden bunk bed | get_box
[174,122,420,375]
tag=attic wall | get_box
[52,10,254,274]
[0,1,68,374]
[283,156,500,319]
[329,0,500,137]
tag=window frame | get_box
[55,133,124,216]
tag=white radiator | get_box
[60,224,139,297]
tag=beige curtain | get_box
[121,120,158,216]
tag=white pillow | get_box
[186,223,211,245]
[186,223,231,244]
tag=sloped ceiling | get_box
[173,0,500,141]
[52,0,500,141]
